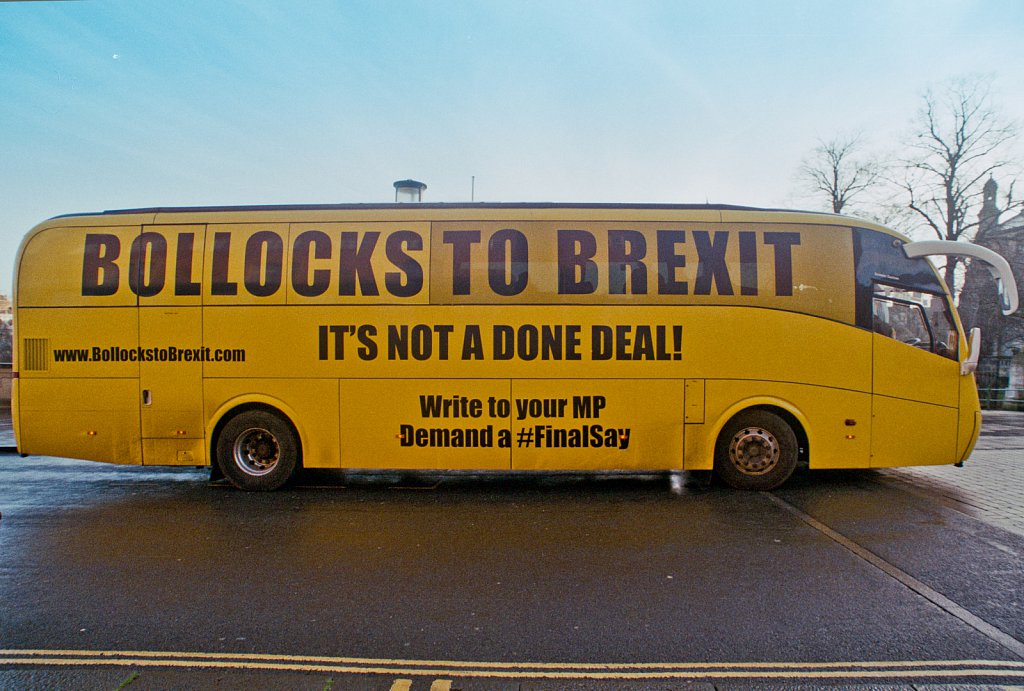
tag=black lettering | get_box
[764,232,801,296]
[557,230,598,294]
[739,231,758,296]
[419,395,444,417]
[357,324,378,360]
[462,325,484,360]
[693,230,733,296]
[517,325,538,361]
[608,229,648,295]
[488,228,529,296]
[388,324,408,360]
[384,231,424,298]
[330,325,348,359]
[82,234,121,296]
[244,231,283,297]
[387,324,446,360]
[175,233,201,296]
[292,230,332,297]
[442,230,481,296]
[128,232,167,298]
[565,325,582,361]
[633,325,655,359]
[615,325,632,360]
[493,325,514,360]
[591,325,612,360]
[399,424,414,447]
[540,325,563,361]
[339,231,380,296]
[657,230,688,295]
[211,232,238,295]
[433,324,454,360]
[410,324,432,360]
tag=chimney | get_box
[393,179,427,203]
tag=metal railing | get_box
[976,356,1024,411]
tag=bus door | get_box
[137,225,207,466]
[870,284,959,467]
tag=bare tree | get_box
[796,134,884,214]
[897,75,1019,292]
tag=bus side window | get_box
[872,285,958,360]
[873,297,930,348]
[928,305,958,360]
[872,299,896,338]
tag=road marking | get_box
[1,650,1024,681]
[390,680,452,690]
[6,649,1024,669]
[766,492,1024,660]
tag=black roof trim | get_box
[47,201,833,219]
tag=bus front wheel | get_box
[714,410,798,491]
[216,410,300,491]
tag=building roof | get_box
[1000,211,1024,232]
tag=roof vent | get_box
[393,179,426,203]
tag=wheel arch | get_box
[708,398,811,468]
[208,396,306,472]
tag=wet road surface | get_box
[0,439,1022,688]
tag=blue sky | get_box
[2,0,1022,291]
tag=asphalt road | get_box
[0,438,1023,689]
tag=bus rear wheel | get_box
[216,410,300,491]
[714,410,797,491]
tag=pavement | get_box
[1,406,1023,691]
[0,405,1021,538]
[879,410,1024,538]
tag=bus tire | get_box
[714,410,797,491]
[215,410,300,491]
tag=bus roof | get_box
[37,202,897,237]
[84,202,785,215]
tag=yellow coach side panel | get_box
[189,211,858,472]
[15,205,876,475]
[15,218,142,462]
[870,334,959,468]
[18,378,140,463]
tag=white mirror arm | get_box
[961,327,981,375]
[903,240,1019,315]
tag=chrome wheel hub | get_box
[233,427,281,477]
[728,426,780,476]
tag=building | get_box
[957,178,1024,407]
[0,295,10,367]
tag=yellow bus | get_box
[12,203,1019,490]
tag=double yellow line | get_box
[2,650,1024,681]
